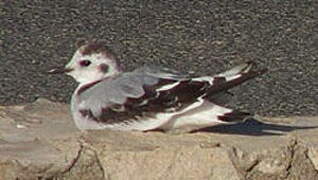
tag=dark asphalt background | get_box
[1,1,317,117]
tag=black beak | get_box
[47,67,73,74]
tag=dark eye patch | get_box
[99,63,109,73]
[79,60,91,67]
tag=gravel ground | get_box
[0,0,317,116]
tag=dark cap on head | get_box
[76,39,117,61]
[75,38,88,48]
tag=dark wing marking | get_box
[205,68,267,97]
[218,110,251,122]
[80,78,210,124]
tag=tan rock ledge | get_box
[0,98,317,180]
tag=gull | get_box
[49,41,266,133]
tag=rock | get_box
[0,98,318,180]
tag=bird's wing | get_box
[77,66,210,126]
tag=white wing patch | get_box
[217,62,252,77]
[192,76,213,84]
[221,74,242,81]
[156,82,180,91]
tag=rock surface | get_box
[0,98,318,180]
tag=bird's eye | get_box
[79,60,91,67]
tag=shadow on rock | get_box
[195,118,318,136]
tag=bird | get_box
[48,40,266,133]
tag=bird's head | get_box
[49,40,122,84]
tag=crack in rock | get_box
[61,142,84,174]
[47,140,105,180]
[91,148,105,179]
[285,138,318,179]
[285,138,297,178]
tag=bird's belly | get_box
[160,101,231,133]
